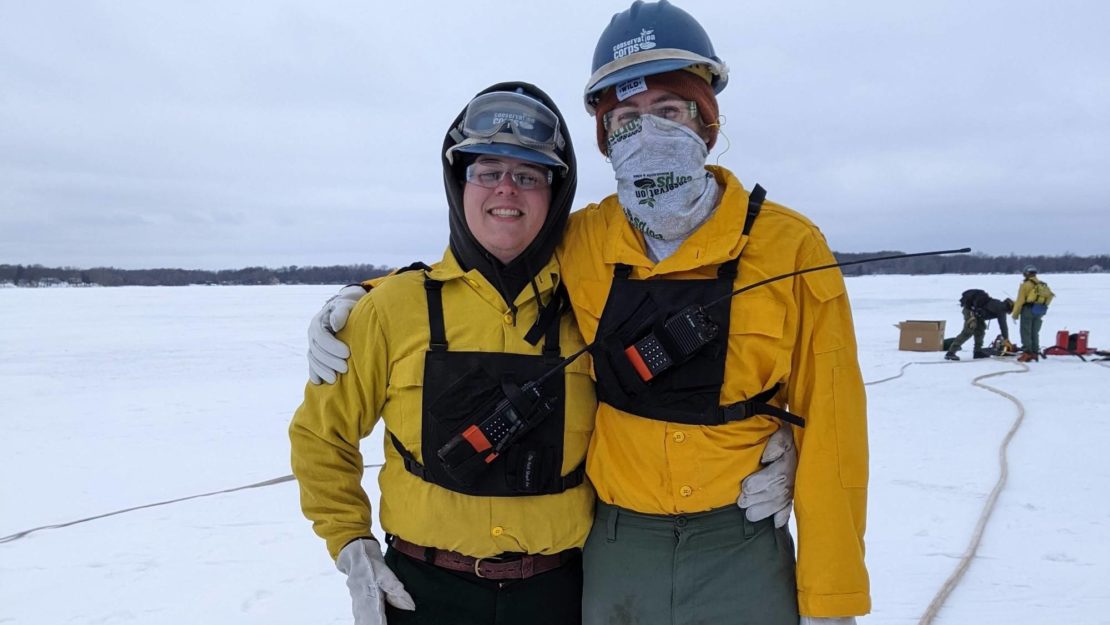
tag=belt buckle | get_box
[473,557,485,578]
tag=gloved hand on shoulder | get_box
[738,424,797,528]
[336,538,416,625]
[308,285,368,384]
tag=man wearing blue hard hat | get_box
[560,2,871,624]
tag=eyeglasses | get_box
[602,99,699,132]
[462,91,564,151]
[465,163,553,190]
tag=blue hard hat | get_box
[583,0,728,114]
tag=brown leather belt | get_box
[388,535,576,580]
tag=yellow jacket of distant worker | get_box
[1012,276,1054,318]
[557,166,871,617]
[290,250,596,560]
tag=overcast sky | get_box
[2,0,1107,270]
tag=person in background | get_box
[1011,264,1055,362]
[944,289,1014,360]
[301,2,857,623]
[291,82,596,625]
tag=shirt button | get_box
[466,278,478,287]
[679,485,693,497]
[672,431,686,443]
[491,526,504,537]
[503,313,514,324]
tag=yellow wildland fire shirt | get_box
[557,166,870,617]
[1011,276,1054,318]
[290,250,596,561]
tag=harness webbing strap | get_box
[717,383,806,427]
[424,277,447,351]
[389,432,587,490]
[523,284,568,357]
[391,433,428,480]
[743,184,765,236]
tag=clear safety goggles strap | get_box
[461,91,565,151]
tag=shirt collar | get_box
[429,248,561,309]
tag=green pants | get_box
[582,502,798,625]
[384,546,582,625]
[1019,305,1044,354]
[947,306,986,354]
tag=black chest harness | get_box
[390,274,585,497]
[592,184,805,428]
[382,198,970,495]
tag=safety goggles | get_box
[461,91,565,151]
[602,99,699,132]
[465,162,553,190]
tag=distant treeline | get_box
[0,264,392,287]
[833,252,1107,276]
[1,253,1106,287]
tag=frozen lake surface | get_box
[2,273,1108,624]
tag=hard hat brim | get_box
[448,141,567,172]
[583,51,728,114]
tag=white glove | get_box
[308,285,366,384]
[738,424,797,528]
[801,618,857,625]
[336,538,416,625]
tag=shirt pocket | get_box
[833,365,868,488]
[570,278,612,334]
[728,294,786,338]
[726,295,788,392]
[384,351,425,447]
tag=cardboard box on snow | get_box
[897,320,946,351]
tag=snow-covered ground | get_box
[2,273,1108,624]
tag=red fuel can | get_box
[1056,330,1070,349]
[1075,330,1089,354]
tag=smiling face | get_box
[462,156,552,264]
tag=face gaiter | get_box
[608,115,720,262]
